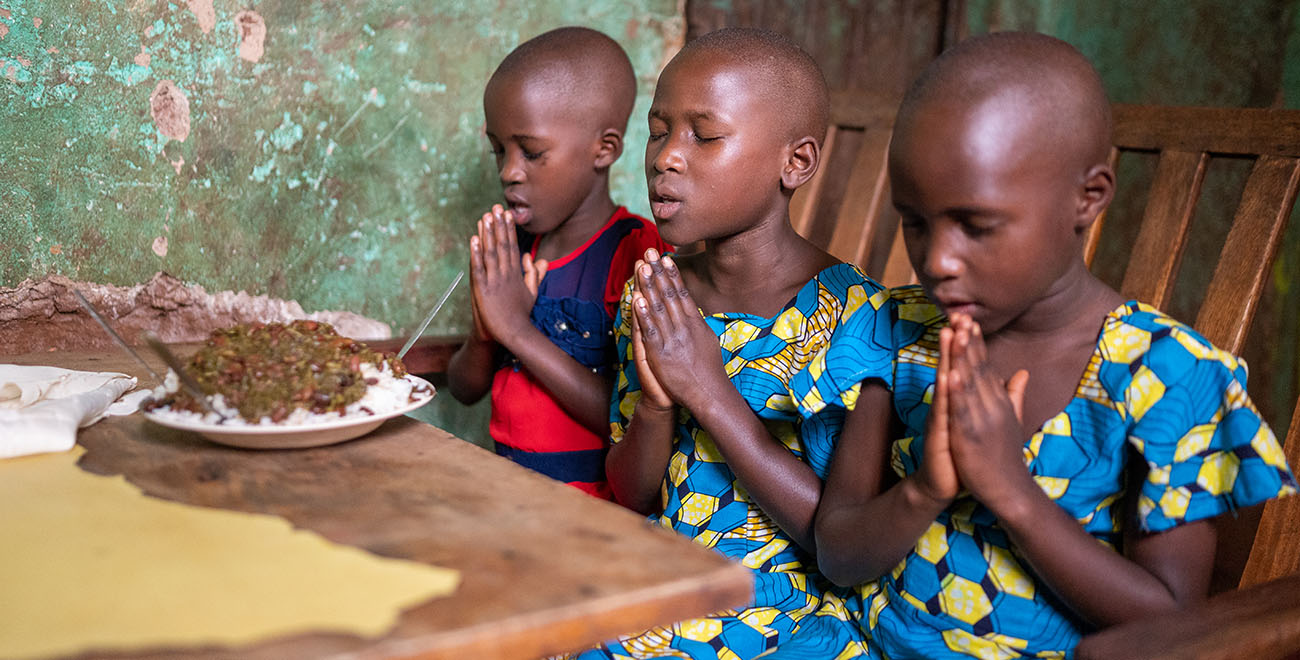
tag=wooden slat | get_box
[790,125,840,237]
[879,222,915,288]
[1193,156,1300,353]
[826,126,893,269]
[1076,572,1300,660]
[1112,105,1300,157]
[1240,399,1300,589]
[827,89,901,130]
[1119,149,1209,308]
[1083,145,1123,267]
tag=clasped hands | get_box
[914,313,1035,513]
[468,205,548,346]
[628,249,725,415]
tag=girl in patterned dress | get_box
[802,32,1298,659]
[569,29,897,660]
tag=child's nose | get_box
[920,230,964,280]
[499,152,525,185]
[649,137,685,174]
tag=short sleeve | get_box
[787,286,897,418]
[1119,325,1298,532]
[608,278,642,445]
[603,219,671,319]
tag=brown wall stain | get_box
[234,10,265,63]
[149,80,191,142]
[186,0,215,34]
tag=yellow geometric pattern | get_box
[861,292,1297,660]
[578,263,884,659]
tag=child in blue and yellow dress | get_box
[585,262,891,659]
[568,29,894,660]
[803,32,1298,659]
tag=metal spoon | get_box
[73,289,164,382]
[398,270,464,359]
[142,332,228,422]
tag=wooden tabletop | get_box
[7,350,752,659]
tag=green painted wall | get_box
[1,0,680,444]
[0,0,680,335]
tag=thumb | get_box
[521,253,538,294]
[534,258,548,284]
[1006,369,1030,422]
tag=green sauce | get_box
[145,320,407,422]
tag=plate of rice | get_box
[140,320,435,449]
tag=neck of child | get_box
[995,260,1125,347]
[539,181,618,260]
[691,208,829,316]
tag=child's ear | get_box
[594,128,624,169]
[781,136,820,190]
[1075,163,1115,231]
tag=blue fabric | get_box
[493,444,607,484]
[800,286,1298,659]
[573,262,894,660]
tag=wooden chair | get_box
[795,102,1300,658]
[791,90,913,287]
[1076,105,1300,659]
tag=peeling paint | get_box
[234,10,265,63]
[1,1,679,341]
[186,0,215,34]
[269,112,303,151]
[149,80,191,142]
[0,274,392,355]
[106,56,150,86]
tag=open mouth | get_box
[506,203,532,225]
[649,191,682,220]
[937,299,978,317]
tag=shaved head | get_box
[896,32,1112,172]
[487,26,637,133]
[676,27,830,143]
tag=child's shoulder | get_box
[1098,300,1249,382]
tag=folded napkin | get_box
[0,365,148,459]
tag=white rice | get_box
[145,362,424,426]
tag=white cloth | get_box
[0,365,148,459]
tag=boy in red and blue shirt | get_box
[447,27,667,499]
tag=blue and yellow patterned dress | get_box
[574,262,895,660]
[799,286,1298,659]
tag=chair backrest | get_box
[795,101,1300,591]
[790,90,913,287]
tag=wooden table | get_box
[7,350,752,659]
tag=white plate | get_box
[141,376,435,449]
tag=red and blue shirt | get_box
[490,207,668,499]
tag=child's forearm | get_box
[817,476,952,586]
[446,337,496,404]
[686,379,824,552]
[607,401,676,514]
[816,387,953,586]
[993,484,1214,628]
[495,323,612,434]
